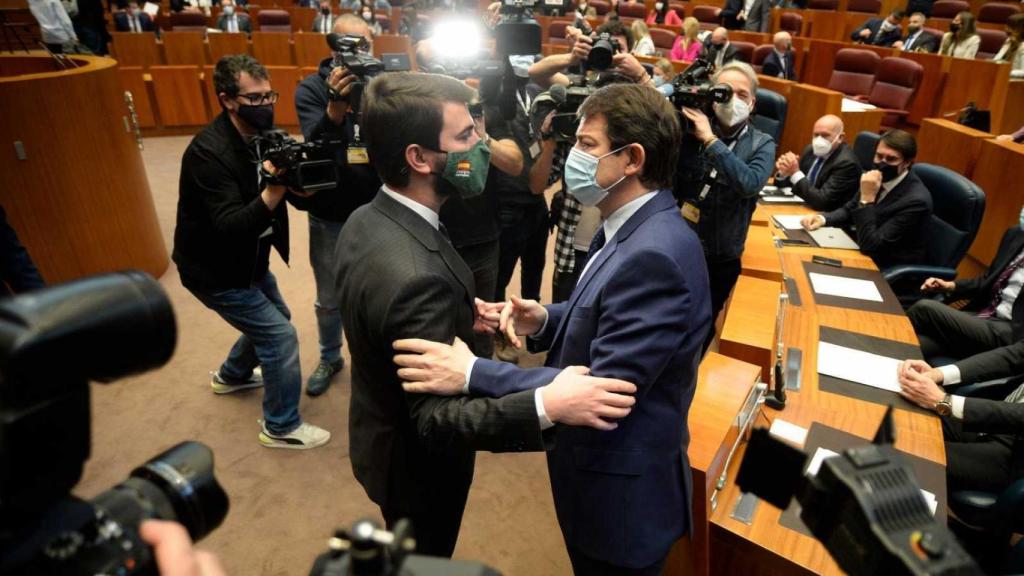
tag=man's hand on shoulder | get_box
[394,337,474,395]
[541,366,637,431]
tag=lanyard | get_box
[698,124,747,201]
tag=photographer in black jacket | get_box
[293,13,381,395]
[174,54,331,450]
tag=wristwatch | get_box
[934,393,953,416]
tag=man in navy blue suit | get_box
[393,83,712,574]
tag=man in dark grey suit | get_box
[336,72,637,558]
[775,114,862,211]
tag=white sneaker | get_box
[258,421,331,450]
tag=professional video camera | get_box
[529,75,596,143]
[254,129,342,193]
[736,407,982,576]
[669,58,733,113]
[0,271,230,576]
[326,32,384,114]
[308,519,501,576]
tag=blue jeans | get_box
[308,214,345,364]
[190,272,302,435]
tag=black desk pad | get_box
[778,422,947,536]
[802,260,905,316]
[817,326,932,416]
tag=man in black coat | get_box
[336,72,637,558]
[775,114,861,211]
[905,224,1024,381]
[894,11,940,52]
[802,129,932,270]
[113,0,155,32]
[761,31,796,80]
[701,27,742,70]
[850,9,905,47]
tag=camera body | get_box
[326,32,384,115]
[587,32,620,71]
[255,130,342,193]
[669,58,733,114]
[529,75,597,143]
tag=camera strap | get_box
[698,124,747,201]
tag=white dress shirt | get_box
[381,185,439,229]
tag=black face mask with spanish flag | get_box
[430,140,492,199]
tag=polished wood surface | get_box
[373,34,417,71]
[266,65,301,127]
[996,80,1024,136]
[937,57,1011,121]
[0,54,168,282]
[162,31,208,66]
[110,31,161,68]
[720,275,782,384]
[778,83,842,162]
[840,107,883,136]
[968,138,1024,266]
[294,31,328,68]
[118,66,157,128]
[207,32,251,63]
[900,51,946,125]
[916,118,991,178]
[252,31,293,66]
[150,65,208,126]
[741,224,785,283]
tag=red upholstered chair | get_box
[976,28,1008,58]
[669,2,686,20]
[376,13,391,32]
[257,9,290,32]
[731,40,756,62]
[780,12,803,35]
[618,2,648,19]
[978,2,1021,24]
[847,0,881,13]
[931,0,969,18]
[827,48,881,97]
[752,43,772,72]
[924,26,944,38]
[548,20,570,45]
[650,27,678,51]
[590,0,611,15]
[692,5,721,30]
[170,11,208,31]
[865,57,924,127]
[807,0,838,9]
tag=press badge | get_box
[681,202,700,224]
[347,145,369,165]
[529,141,542,160]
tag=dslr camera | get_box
[255,129,342,193]
[670,58,733,114]
[326,32,385,113]
[0,272,230,576]
[587,32,620,71]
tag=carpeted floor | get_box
[74,135,571,575]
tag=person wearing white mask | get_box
[677,60,775,344]
[216,0,251,34]
[774,114,861,211]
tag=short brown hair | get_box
[578,84,681,190]
[880,129,917,161]
[213,54,268,98]
[361,72,475,187]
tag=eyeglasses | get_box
[235,91,279,105]
[873,152,902,164]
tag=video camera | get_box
[308,519,501,576]
[529,75,596,143]
[736,408,982,575]
[669,58,733,114]
[0,271,230,576]
[254,129,342,193]
[326,32,385,114]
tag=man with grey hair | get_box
[762,30,795,80]
[775,114,862,211]
[675,61,776,348]
[701,27,740,69]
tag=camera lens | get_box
[588,38,614,71]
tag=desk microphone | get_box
[765,360,787,410]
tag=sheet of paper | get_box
[842,98,877,112]
[143,1,159,15]
[921,489,938,516]
[760,195,805,204]
[817,341,902,393]
[809,272,883,302]
[806,447,839,476]
[772,215,806,230]
[769,418,809,447]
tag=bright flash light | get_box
[430,19,484,61]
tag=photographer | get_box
[293,14,381,396]
[173,54,331,449]
[675,61,775,345]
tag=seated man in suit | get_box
[801,129,932,270]
[893,11,939,52]
[216,0,250,33]
[850,8,905,47]
[898,361,1024,495]
[904,221,1024,383]
[761,31,795,80]
[394,83,712,574]
[774,114,861,211]
[113,0,154,32]
[702,27,741,69]
[335,72,638,559]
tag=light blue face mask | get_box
[564,144,629,206]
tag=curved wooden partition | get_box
[0,54,168,283]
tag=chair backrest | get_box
[751,88,787,143]
[731,40,756,62]
[807,0,838,9]
[828,48,880,97]
[978,2,1021,24]
[977,28,1008,58]
[257,8,291,32]
[649,27,677,50]
[548,20,569,44]
[692,5,721,29]
[931,0,969,18]
[752,44,772,72]
[779,12,802,35]
[669,2,686,19]
[846,0,881,13]
[590,0,611,15]
[867,56,924,112]
[911,163,986,269]
[618,2,647,18]
[170,11,208,31]
[853,130,879,170]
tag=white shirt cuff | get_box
[938,364,962,386]
[527,308,551,342]
[790,170,806,185]
[951,395,966,420]
[535,387,555,430]
[463,357,477,394]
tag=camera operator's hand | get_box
[681,107,715,145]
[140,520,226,576]
[485,1,501,28]
[610,53,650,84]
[568,28,593,66]
[261,160,289,209]
[326,66,358,125]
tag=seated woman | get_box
[631,20,656,56]
[669,17,702,62]
[993,13,1024,78]
[646,1,682,27]
[938,11,980,59]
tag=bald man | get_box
[702,27,740,69]
[774,114,862,211]
[761,31,795,80]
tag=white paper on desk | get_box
[760,195,805,204]
[772,214,807,230]
[809,272,883,302]
[921,489,938,516]
[769,418,809,447]
[806,447,839,477]
[842,98,878,112]
[817,342,902,393]
[143,1,159,16]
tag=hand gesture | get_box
[681,107,714,144]
[920,277,955,294]
[568,29,593,65]
[897,360,946,409]
[860,170,882,203]
[394,337,474,395]
[610,53,647,83]
[499,295,548,349]
[540,366,637,430]
[473,298,505,335]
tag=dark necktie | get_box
[438,222,452,244]
[807,157,824,186]
[979,250,1024,318]
[588,226,606,259]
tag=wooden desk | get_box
[840,107,884,138]
[937,57,1012,123]
[996,80,1024,136]
[916,118,991,178]
[720,275,782,384]
[969,138,1024,266]
[741,224,785,283]
[162,31,207,66]
[900,51,946,125]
